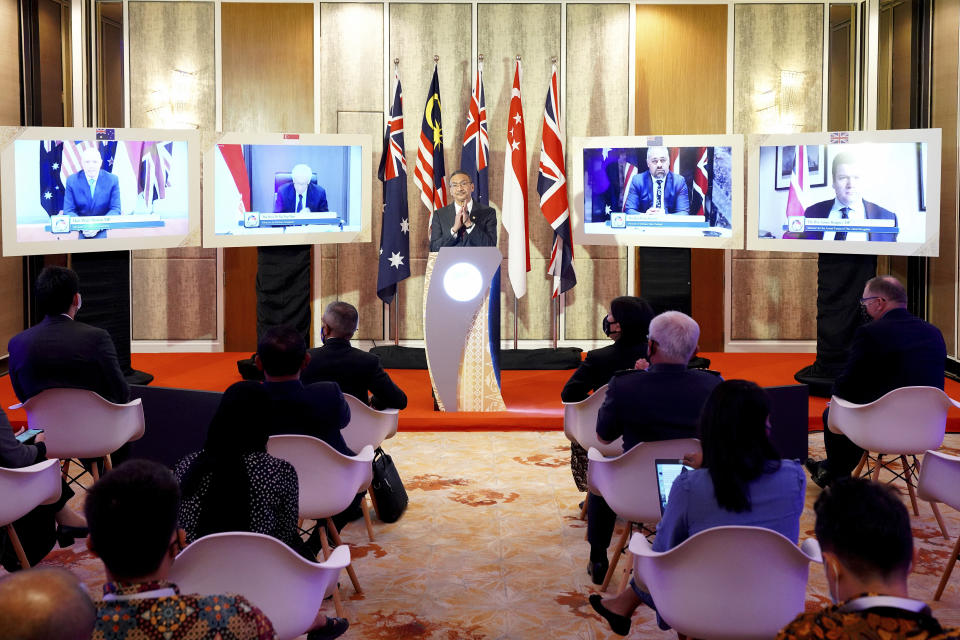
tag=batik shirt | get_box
[777,594,960,640]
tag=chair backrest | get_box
[10,388,145,460]
[341,394,399,453]
[0,459,62,526]
[169,531,350,640]
[587,438,701,524]
[266,435,374,520]
[630,526,821,640]
[828,386,958,454]
[562,385,623,457]
[918,449,960,511]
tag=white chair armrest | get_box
[353,445,375,463]
[627,531,658,557]
[800,538,822,563]
[319,544,351,570]
[8,403,23,411]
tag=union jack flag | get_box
[692,147,709,218]
[413,64,448,231]
[377,72,411,304]
[537,64,576,297]
[830,132,849,144]
[461,63,489,205]
[140,141,174,207]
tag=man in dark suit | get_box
[806,276,946,487]
[623,146,689,215]
[8,266,129,405]
[273,163,328,215]
[62,147,121,239]
[428,170,497,251]
[302,301,407,410]
[799,151,898,241]
[585,311,721,584]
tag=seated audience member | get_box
[303,301,408,410]
[590,380,806,636]
[585,310,720,584]
[561,296,654,492]
[257,325,352,455]
[0,408,87,571]
[777,478,960,640]
[0,567,95,640]
[87,459,348,640]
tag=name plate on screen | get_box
[47,214,166,233]
[783,217,899,234]
[242,211,341,228]
[619,213,708,228]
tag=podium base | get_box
[794,363,837,399]
[125,369,154,386]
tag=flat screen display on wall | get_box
[203,133,371,248]
[747,129,941,256]
[571,134,744,250]
[1,127,200,256]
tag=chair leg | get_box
[931,502,950,541]
[872,455,883,482]
[579,494,589,521]
[853,452,869,478]
[900,455,920,516]
[601,524,631,592]
[368,488,381,520]
[104,454,113,472]
[317,527,347,618]
[91,459,101,483]
[326,519,363,595]
[934,533,960,601]
[61,459,71,483]
[361,495,375,542]
[5,525,29,570]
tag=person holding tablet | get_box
[589,380,806,636]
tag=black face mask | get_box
[602,316,614,337]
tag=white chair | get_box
[267,435,374,617]
[341,394,398,526]
[169,531,350,640]
[828,385,958,537]
[917,449,960,600]
[0,459,62,569]
[10,388,145,483]
[586,438,701,591]
[630,526,822,640]
[563,385,620,520]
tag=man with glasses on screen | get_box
[805,276,945,488]
[62,147,121,239]
[273,163,327,217]
[801,151,898,242]
[623,146,689,215]
[428,170,497,251]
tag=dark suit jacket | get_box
[302,338,407,410]
[802,198,898,241]
[8,315,129,404]
[560,340,648,403]
[596,363,722,452]
[273,182,328,214]
[832,307,946,405]
[624,171,689,215]
[0,408,45,468]
[262,379,352,455]
[429,200,498,251]
[63,170,121,217]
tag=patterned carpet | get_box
[5,431,960,639]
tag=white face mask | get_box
[75,293,82,312]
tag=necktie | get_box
[835,207,848,241]
[459,207,467,235]
[296,194,303,213]
[88,178,96,198]
[656,179,663,209]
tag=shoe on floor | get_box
[587,559,608,585]
[588,594,630,636]
[306,617,349,640]
[804,457,823,475]
[811,466,834,489]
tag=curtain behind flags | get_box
[377,73,411,304]
[413,63,448,231]
[461,64,489,205]
[537,64,576,297]
[501,59,530,299]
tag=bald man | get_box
[0,568,95,640]
[273,163,328,215]
[623,146,690,215]
[62,146,121,239]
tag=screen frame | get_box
[201,131,373,249]
[1,126,202,257]
[570,134,745,250]
[746,128,942,257]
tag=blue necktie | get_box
[656,179,663,209]
[88,178,96,198]
[835,207,849,241]
[296,194,303,213]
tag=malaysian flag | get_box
[461,63,489,205]
[501,59,530,299]
[377,72,411,304]
[39,141,64,216]
[692,147,709,218]
[413,64,448,231]
[140,142,174,208]
[537,64,576,297]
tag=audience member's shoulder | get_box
[304,380,343,395]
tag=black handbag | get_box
[371,447,407,523]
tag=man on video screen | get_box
[801,151,898,242]
[62,147,120,239]
[624,146,689,215]
[274,163,328,215]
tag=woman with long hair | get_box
[590,379,806,636]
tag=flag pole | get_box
[393,57,401,346]
[515,53,522,351]
[551,54,559,350]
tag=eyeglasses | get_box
[449,181,472,189]
[859,296,881,305]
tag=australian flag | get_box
[377,73,411,304]
[39,141,65,216]
[461,65,489,205]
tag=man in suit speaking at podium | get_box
[273,163,328,215]
[429,170,497,251]
[63,147,121,239]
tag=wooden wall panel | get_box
[827,5,855,132]
[221,2,314,351]
[38,0,64,126]
[128,1,217,341]
[0,0,21,355]
[731,4,823,342]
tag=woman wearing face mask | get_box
[561,296,655,492]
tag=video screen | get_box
[203,133,371,248]
[571,135,744,249]
[1,128,200,256]
[747,129,941,256]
